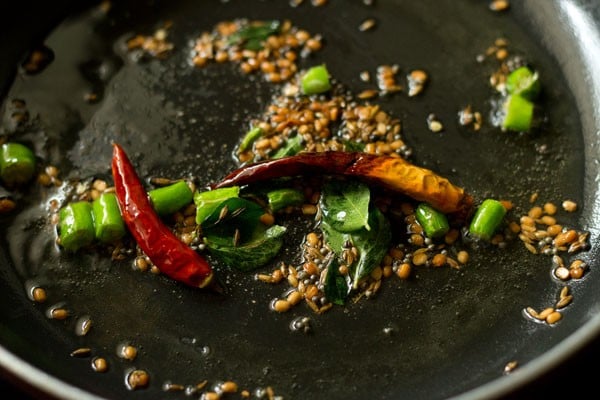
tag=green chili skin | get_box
[0,142,36,186]
[272,135,303,159]
[415,203,450,239]
[59,201,95,251]
[92,192,126,243]
[194,186,240,224]
[266,188,305,212]
[505,66,541,100]
[469,199,507,241]
[502,95,534,132]
[301,65,332,95]
[239,127,263,152]
[148,181,193,216]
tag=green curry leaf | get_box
[321,206,392,292]
[320,180,371,232]
[324,256,352,305]
[349,207,391,288]
[204,225,287,271]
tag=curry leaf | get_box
[205,225,287,271]
[194,186,240,225]
[324,256,352,305]
[201,197,265,244]
[321,206,392,292]
[349,207,391,288]
[320,180,371,232]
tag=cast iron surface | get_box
[0,1,599,399]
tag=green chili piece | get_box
[0,142,36,186]
[506,66,540,100]
[267,188,305,212]
[502,95,534,132]
[92,192,125,243]
[239,126,263,152]
[272,135,303,159]
[301,64,332,95]
[415,203,450,239]
[148,180,193,216]
[194,186,240,224]
[59,201,95,251]
[469,199,507,241]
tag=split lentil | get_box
[126,369,150,390]
[91,357,108,373]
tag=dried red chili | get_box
[213,151,473,217]
[112,143,213,288]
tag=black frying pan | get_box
[1,1,599,399]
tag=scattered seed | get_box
[49,307,69,320]
[221,381,239,393]
[562,200,577,212]
[70,348,92,358]
[556,295,573,309]
[503,360,518,374]
[126,369,150,390]
[546,311,562,324]
[32,287,47,303]
[457,251,469,265]
[358,18,376,32]
[407,69,428,97]
[537,307,555,320]
[91,357,108,373]
[75,316,93,336]
[118,344,138,361]
[163,382,185,392]
[554,266,570,281]
[272,299,291,313]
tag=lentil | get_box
[221,381,239,393]
[91,357,108,373]
[119,344,138,361]
[126,369,150,390]
[545,311,562,324]
[32,287,47,303]
[457,251,469,265]
[562,200,577,212]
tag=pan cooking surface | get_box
[0,1,598,399]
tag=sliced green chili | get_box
[0,142,36,186]
[194,186,240,224]
[239,126,263,152]
[59,201,95,251]
[148,180,193,216]
[415,203,449,239]
[301,64,332,95]
[92,192,126,243]
[272,134,303,159]
[266,188,305,212]
[469,199,506,241]
[506,66,540,100]
[502,95,534,132]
